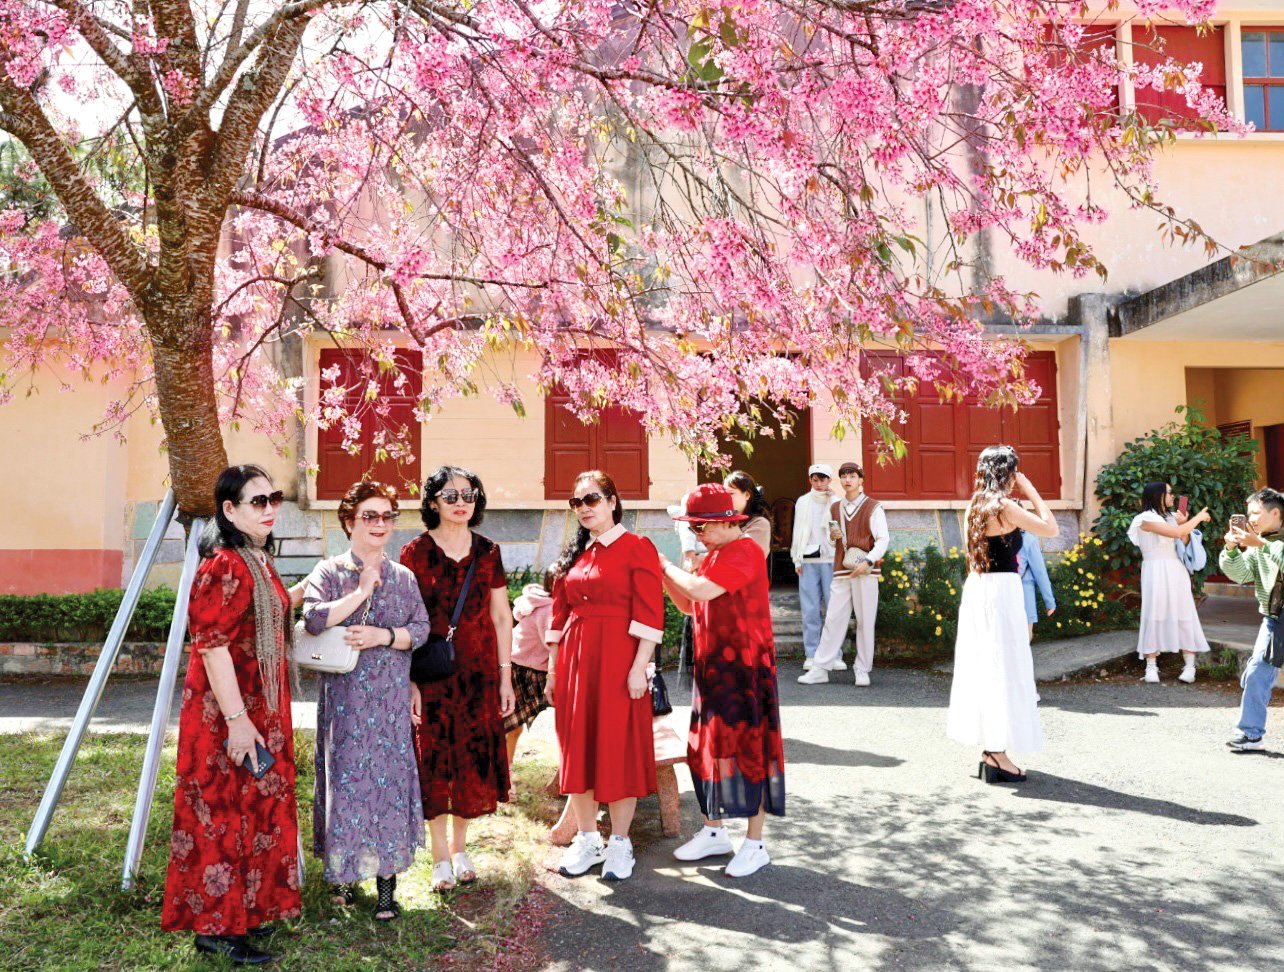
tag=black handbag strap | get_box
[446,546,479,639]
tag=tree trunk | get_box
[148,320,228,518]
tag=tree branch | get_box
[47,0,163,116]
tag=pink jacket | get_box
[510,583,553,671]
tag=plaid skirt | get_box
[503,663,549,733]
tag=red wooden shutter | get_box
[316,348,423,501]
[862,351,1061,501]
[1132,26,1227,127]
[1040,22,1122,113]
[543,359,650,501]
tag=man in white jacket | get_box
[791,464,838,666]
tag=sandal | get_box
[374,875,400,922]
[431,860,456,892]
[452,851,478,884]
[330,883,356,906]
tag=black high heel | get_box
[330,883,356,906]
[977,751,1027,784]
[193,934,275,965]
[374,875,400,922]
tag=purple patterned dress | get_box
[302,552,430,883]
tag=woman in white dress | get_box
[947,446,1058,784]
[1127,482,1211,684]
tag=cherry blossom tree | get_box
[0,0,1234,516]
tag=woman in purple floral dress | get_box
[301,480,430,921]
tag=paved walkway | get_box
[538,664,1284,972]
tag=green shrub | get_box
[1092,405,1258,595]
[0,587,177,643]
[1042,533,1139,639]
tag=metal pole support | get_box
[121,517,204,890]
[25,490,178,856]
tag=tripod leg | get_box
[25,490,178,856]
[122,518,204,890]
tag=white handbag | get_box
[292,598,370,674]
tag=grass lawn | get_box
[0,732,560,971]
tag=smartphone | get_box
[1230,514,1248,532]
[1177,495,1189,516]
[829,518,841,535]
[223,738,276,779]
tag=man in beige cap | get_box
[790,463,838,666]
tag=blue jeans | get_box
[798,561,833,658]
[1237,617,1279,740]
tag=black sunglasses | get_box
[358,510,400,524]
[240,490,285,510]
[437,488,478,505]
[568,492,605,510]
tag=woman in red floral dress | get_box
[660,484,785,879]
[545,470,665,883]
[402,465,516,892]
[162,465,302,965]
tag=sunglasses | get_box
[358,510,400,524]
[240,490,285,510]
[568,492,606,510]
[438,488,478,505]
[690,521,713,535]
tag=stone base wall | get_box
[121,501,1083,589]
[0,641,171,677]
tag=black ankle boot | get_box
[193,933,275,965]
[374,875,400,922]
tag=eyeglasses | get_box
[438,488,478,505]
[568,492,605,510]
[358,511,400,524]
[240,490,285,510]
[690,522,712,535]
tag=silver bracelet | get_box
[499,662,513,670]
[223,706,247,722]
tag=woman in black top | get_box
[946,446,1058,783]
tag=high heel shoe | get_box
[977,751,1027,784]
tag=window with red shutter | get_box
[316,348,423,500]
[862,351,1061,501]
[543,355,650,500]
[1131,25,1227,128]
[1039,22,1122,114]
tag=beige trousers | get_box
[813,572,879,674]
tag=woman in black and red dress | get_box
[162,465,301,965]
[401,465,515,892]
[660,483,785,879]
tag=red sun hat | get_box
[673,483,750,523]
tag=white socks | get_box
[701,825,726,839]
[740,838,765,851]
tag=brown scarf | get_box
[234,541,291,713]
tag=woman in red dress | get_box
[659,483,785,879]
[545,470,665,882]
[162,465,302,965]
[401,465,516,892]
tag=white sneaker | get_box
[602,836,635,881]
[825,660,848,671]
[558,832,606,877]
[1179,666,1196,684]
[1143,666,1160,684]
[724,841,770,878]
[797,667,830,685]
[854,670,871,687]
[673,828,734,861]
[802,658,817,670]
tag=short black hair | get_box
[1140,481,1170,517]
[1248,487,1284,521]
[420,465,487,529]
[199,464,277,558]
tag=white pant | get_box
[813,573,879,674]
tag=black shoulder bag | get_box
[651,640,673,717]
[411,555,479,684]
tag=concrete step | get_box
[937,630,1138,682]
[1204,581,1256,601]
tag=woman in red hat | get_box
[659,483,785,878]
[544,470,665,882]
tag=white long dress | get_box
[947,531,1043,754]
[1128,511,1210,658]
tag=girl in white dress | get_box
[947,446,1059,784]
[1127,482,1211,684]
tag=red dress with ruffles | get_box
[689,536,786,819]
[401,532,511,819]
[162,548,301,934]
[549,527,665,803]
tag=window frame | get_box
[1240,27,1284,131]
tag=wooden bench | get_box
[548,716,688,845]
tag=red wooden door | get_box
[543,366,650,500]
[316,349,423,500]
